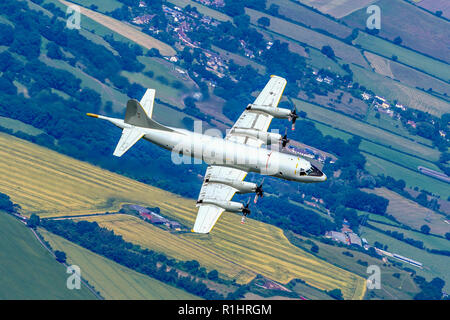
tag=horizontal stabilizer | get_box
[113,127,145,157]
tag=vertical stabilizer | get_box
[140,88,155,118]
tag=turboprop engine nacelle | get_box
[246,104,291,119]
[205,178,257,194]
[232,128,282,145]
[197,199,244,213]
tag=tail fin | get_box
[87,88,172,157]
[140,88,155,118]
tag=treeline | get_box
[369,223,450,257]
[256,195,335,236]
[41,218,224,299]
[413,276,447,300]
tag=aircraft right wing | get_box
[193,165,247,234]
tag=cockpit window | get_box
[300,165,323,177]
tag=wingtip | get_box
[86,113,99,118]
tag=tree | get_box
[393,36,403,45]
[28,214,40,229]
[321,45,335,60]
[257,17,270,28]
[445,233,450,241]
[0,192,14,212]
[233,14,250,29]
[207,269,219,281]
[55,250,67,263]
[420,224,430,235]
[46,42,63,60]
[0,23,14,46]
[268,4,279,16]
[184,96,197,109]
[0,76,16,95]
[311,244,319,253]
[414,277,445,300]
[328,288,343,300]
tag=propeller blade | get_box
[290,109,298,131]
[254,179,265,203]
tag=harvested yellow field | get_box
[0,133,192,217]
[78,214,257,284]
[80,214,367,300]
[58,0,176,56]
[0,133,366,299]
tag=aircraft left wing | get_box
[226,75,287,147]
[113,127,145,157]
[193,166,247,233]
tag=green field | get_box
[359,226,450,292]
[0,212,96,299]
[362,188,450,236]
[39,228,200,300]
[359,140,442,173]
[311,121,352,141]
[365,107,433,146]
[363,155,450,198]
[0,116,44,136]
[307,48,347,75]
[291,281,334,300]
[359,211,402,227]
[292,98,441,161]
[290,233,420,299]
[265,0,352,39]
[245,8,368,68]
[354,32,450,82]
[121,56,195,109]
[350,63,450,116]
[346,0,450,64]
[40,52,129,112]
[315,127,446,195]
[388,60,450,97]
[70,0,123,13]
[167,0,232,22]
[368,221,450,252]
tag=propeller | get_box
[254,178,265,203]
[289,109,299,131]
[241,198,251,224]
[281,128,289,148]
